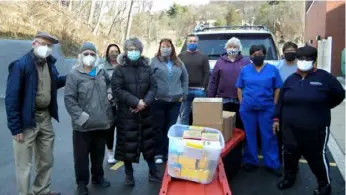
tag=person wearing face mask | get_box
[277,41,298,81]
[236,44,283,176]
[111,37,161,186]
[208,37,250,130]
[64,42,114,195]
[273,45,345,195]
[150,38,188,164]
[100,43,121,164]
[274,41,298,164]
[5,31,65,195]
[178,34,210,125]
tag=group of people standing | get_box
[5,31,344,195]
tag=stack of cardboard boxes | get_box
[192,98,236,142]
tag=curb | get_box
[328,132,345,180]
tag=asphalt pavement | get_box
[0,40,344,195]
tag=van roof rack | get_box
[194,25,269,33]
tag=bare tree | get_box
[125,0,135,40]
[68,0,72,11]
[93,0,106,35]
[88,0,96,25]
[107,1,128,36]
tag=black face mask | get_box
[251,56,265,66]
[284,52,296,62]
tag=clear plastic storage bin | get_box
[167,124,225,184]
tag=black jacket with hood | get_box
[111,53,157,162]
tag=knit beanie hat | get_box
[80,41,97,53]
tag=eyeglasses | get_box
[35,40,53,48]
[83,52,96,57]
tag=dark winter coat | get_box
[111,53,157,163]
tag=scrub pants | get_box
[282,124,331,185]
[240,107,280,169]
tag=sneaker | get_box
[92,178,111,188]
[77,185,88,195]
[125,173,135,186]
[313,184,331,195]
[107,151,116,164]
[277,175,296,190]
[148,171,162,183]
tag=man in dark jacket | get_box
[111,37,161,186]
[5,31,66,195]
[273,45,345,195]
[178,34,210,125]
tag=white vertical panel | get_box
[317,40,324,69]
[326,37,333,73]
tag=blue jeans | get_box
[178,88,206,125]
[152,100,181,159]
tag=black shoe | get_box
[77,185,88,195]
[277,176,296,190]
[149,171,162,183]
[243,163,258,172]
[313,184,331,195]
[125,173,135,186]
[265,167,282,177]
[92,178,111,188]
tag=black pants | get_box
[277,117,283,164]
[282,124,331,185]
[106,123,116,150]
[223,102,244,130]
[73,130,106,185]
[124,158,157,175]
[153,100,181,159]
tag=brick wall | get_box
[326,1,345,76]
[304,1,327,47]
[305,1,345,76]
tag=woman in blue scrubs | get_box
[236,44,282,175]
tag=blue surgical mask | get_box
[127,50,141,61]
[187,43,198,51]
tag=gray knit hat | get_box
[123,37,143,53]
[80,41,97,53]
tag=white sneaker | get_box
[107,151,116,164]
[155,158,163,164]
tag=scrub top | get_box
[88,67,97,77]
[236,63,283,110]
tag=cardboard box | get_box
[193,111,236,142]
[193,98,223,124]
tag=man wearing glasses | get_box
[5,31,66,195]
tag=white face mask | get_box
[82,55,96,67]
[35,45,52,58]
[297,60,314,71]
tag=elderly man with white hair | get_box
[5,31,66,195]
[208,37,250,130]
[111,37,161,186]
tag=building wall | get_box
[305,1,327,47]
[325,1,345,75]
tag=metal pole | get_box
[125,0,134,40]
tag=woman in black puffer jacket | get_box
[111,37,161,186]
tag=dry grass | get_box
[0,1,110,57]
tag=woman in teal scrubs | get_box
[236,44,282,175]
